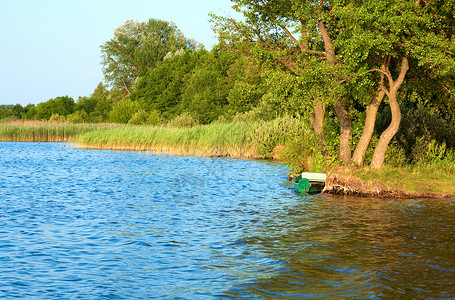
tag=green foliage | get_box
[90,97,113,123]
[130,49,203,120]
[232,93,278,123]
[145,110,163,126]
[167,112,199,128]
[128,109,149,125]
[49,114,66,122]
[76,97,98,115]
[35,96,75,120]
[181,49,235,124]
[251,115,308,159]
[67,110,89,123]
[377,101,455,163]
[108,99,141,123]
[101,19,198,93]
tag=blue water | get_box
[1,142,454,299]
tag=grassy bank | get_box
[0,117,314,161]
[2,119,453,198]
[327,166,455,198]
[76,122,258,158]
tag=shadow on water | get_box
[225,194,455,299]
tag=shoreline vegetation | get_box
[1,120,454,199]
[2,4,455,201]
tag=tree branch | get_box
[275,18,325,56]
[369,68,393,83]
[318,20,335,61]
[394,56,409,89]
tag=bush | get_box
[252,116,306,158]
[168,112,199,128]
[145,110,163,126]
[109,99,141,123]
[128,109,149,125]
[67,110,89,123]
[49,114,66,122]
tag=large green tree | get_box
[101,19,200,95]
[212,0,354,164]
[129,49,203,120]
[213,0,455,168]
[35,96,75,120]
[336,0,455,168]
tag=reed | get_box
[0,120,117,142]
[0,117,314,163]
[76,122,259,158]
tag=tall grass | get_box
[76,122,258,158]
[0,117,317,168]
[75,115,316,161]
[0,120,117,142]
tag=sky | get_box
[0,0,237,106]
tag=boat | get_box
[292,172,326,194]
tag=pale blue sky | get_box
[0,0,236,105]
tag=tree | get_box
[129,49,203,120]
[335,0,455,168]
[108,98,141,123]
[101,19,200,95]
[35,96,75,120]
[213,0,455,168]
[212,0,353,164]
[181,49,235,124]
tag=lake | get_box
[1,142,454,299]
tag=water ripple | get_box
[0,142,454,299]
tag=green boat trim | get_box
[292,173,326,194]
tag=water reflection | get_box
[228,195,455,299]
[1,142,454,299]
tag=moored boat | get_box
[292,172,326,194]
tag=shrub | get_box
[49,114,66,122]
[128,109,149,125]
[109,99,141,123]
[168,112,199,128]
[67,110,89,123]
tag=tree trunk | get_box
[370,57,409,169]
[310,101,325,135]
[352,88,385,166]
[318,20,353,164]
[334,101,353,164]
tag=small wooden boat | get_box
[292,172,326,194]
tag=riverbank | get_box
[324,167,455,198]
[1,120,454,199]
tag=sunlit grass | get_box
[0,120,116,142]
[4,119,453,197]
[75,122,259,158]
[353,165,455,196]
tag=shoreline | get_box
[322,168,455,199]
[1,136,454,199]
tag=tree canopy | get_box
[100,19,200,95]
[212,0,455,168]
